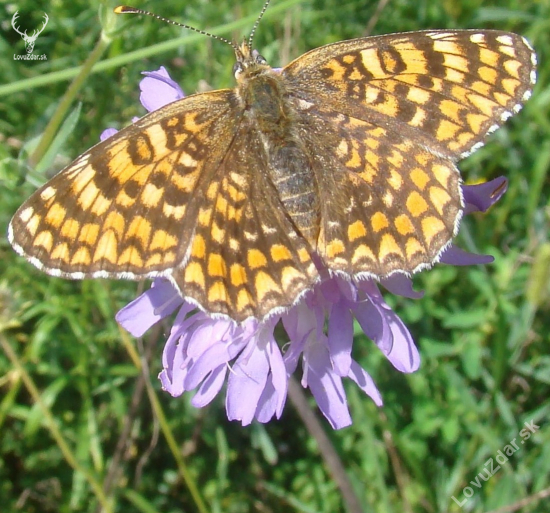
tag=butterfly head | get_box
[233,41,270,83]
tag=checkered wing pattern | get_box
[283,30,536,275]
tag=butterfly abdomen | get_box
[243,71,320,245]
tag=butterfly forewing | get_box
[9,90,239,278]
[284,30,536,158]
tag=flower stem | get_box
[287,376,363,513]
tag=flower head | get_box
[114,66,507,429]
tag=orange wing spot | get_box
[145,253,163,267]
[388,149,405,169]
[395,214,415,236]
[93,230,118,264]
[371,93,399,117]
[226,183,247,203]
[445,67,465,85]
[254,270,282,303]
[215,194,228,214]
[227,205,244,222]
[104,211,126,238]
[150,229,177,252]
[198,207,212,226]
[208,281,228,303]
[371,212,389,233]
[206,181,218,200]
[479,47,500,67]
[440,99,463,124]
[410,168,430,190]
[25,214,41,237]
[478,65,498,84]
[140,183,164,208]
[406,237,424,259]
[281,265,304,291]
[271,244,292,262]
[379,233,403,260]
[449,133,474,151]
[429,186,452,216]
[493,92,511,107]
[432,164,453,188]
[351,243,376,265]
[409,107,427,128]
[388,169,404,190]
[468,92,497,116]
[421,216,446,247]
[236,289,254,313]
[45,203,67,228]
[348,220,367,241]
[90,194,111,216]
[406,85,431,104]
[436,119,461,141]
[60,218,80,240]
[230,263,248,287]
[145,124,167,152]
[173,169,199,193]
[108,140,134,177]
[127,216,152,248]
[208,253,227,278]
[115,191,136,208]
[211,222,225,244]
[71,246,91,266]
[502,78,520,97]
[406,191,429,217]
[34,230,54,252]
[78,180,101,210]
[185,261,205,288]
[248,249,267,269]
[442,52,469,74]
[326,239,345,258]
[78,223,100,245]
[346,147,362,169]
[51,242,70,263]
[383,191,394,208]
[163,203,186,220]
[359,48,387,78]
[119,246,144,267]
[191,234,206,258]
[471,80,492,97]
[467,113,488,133]
[503,59,521,79]
[297,247,311,263]
[366,137,380,150]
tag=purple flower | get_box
[113,66,507,429]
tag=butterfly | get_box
[8,5,537,322]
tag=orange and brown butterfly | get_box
[8,2,537,322]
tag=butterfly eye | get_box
[233,62,244,77]
[252,49,267,64]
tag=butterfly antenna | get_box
[248,0,271,48]
[114,6,238,51]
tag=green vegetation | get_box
[1,0,548,511]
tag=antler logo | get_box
[11,11,49,54]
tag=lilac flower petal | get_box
[191,365,227,407]
[381,274,424,299]
[439,244,494,266]
[385,308,420,373]
[353,294,391,353]
[226,342,271,426]
[327,300,353,376]
[463,177,508,214]
[100,128,118,141]
[115,279,184,337]
[140,66,185,112]
[184,341,232,390]
[304,340,352,429]
[348,361,383,406]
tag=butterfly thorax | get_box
[234,43,320,246]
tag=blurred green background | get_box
[1,0,549,511]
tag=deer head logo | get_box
[11,11,49,54]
